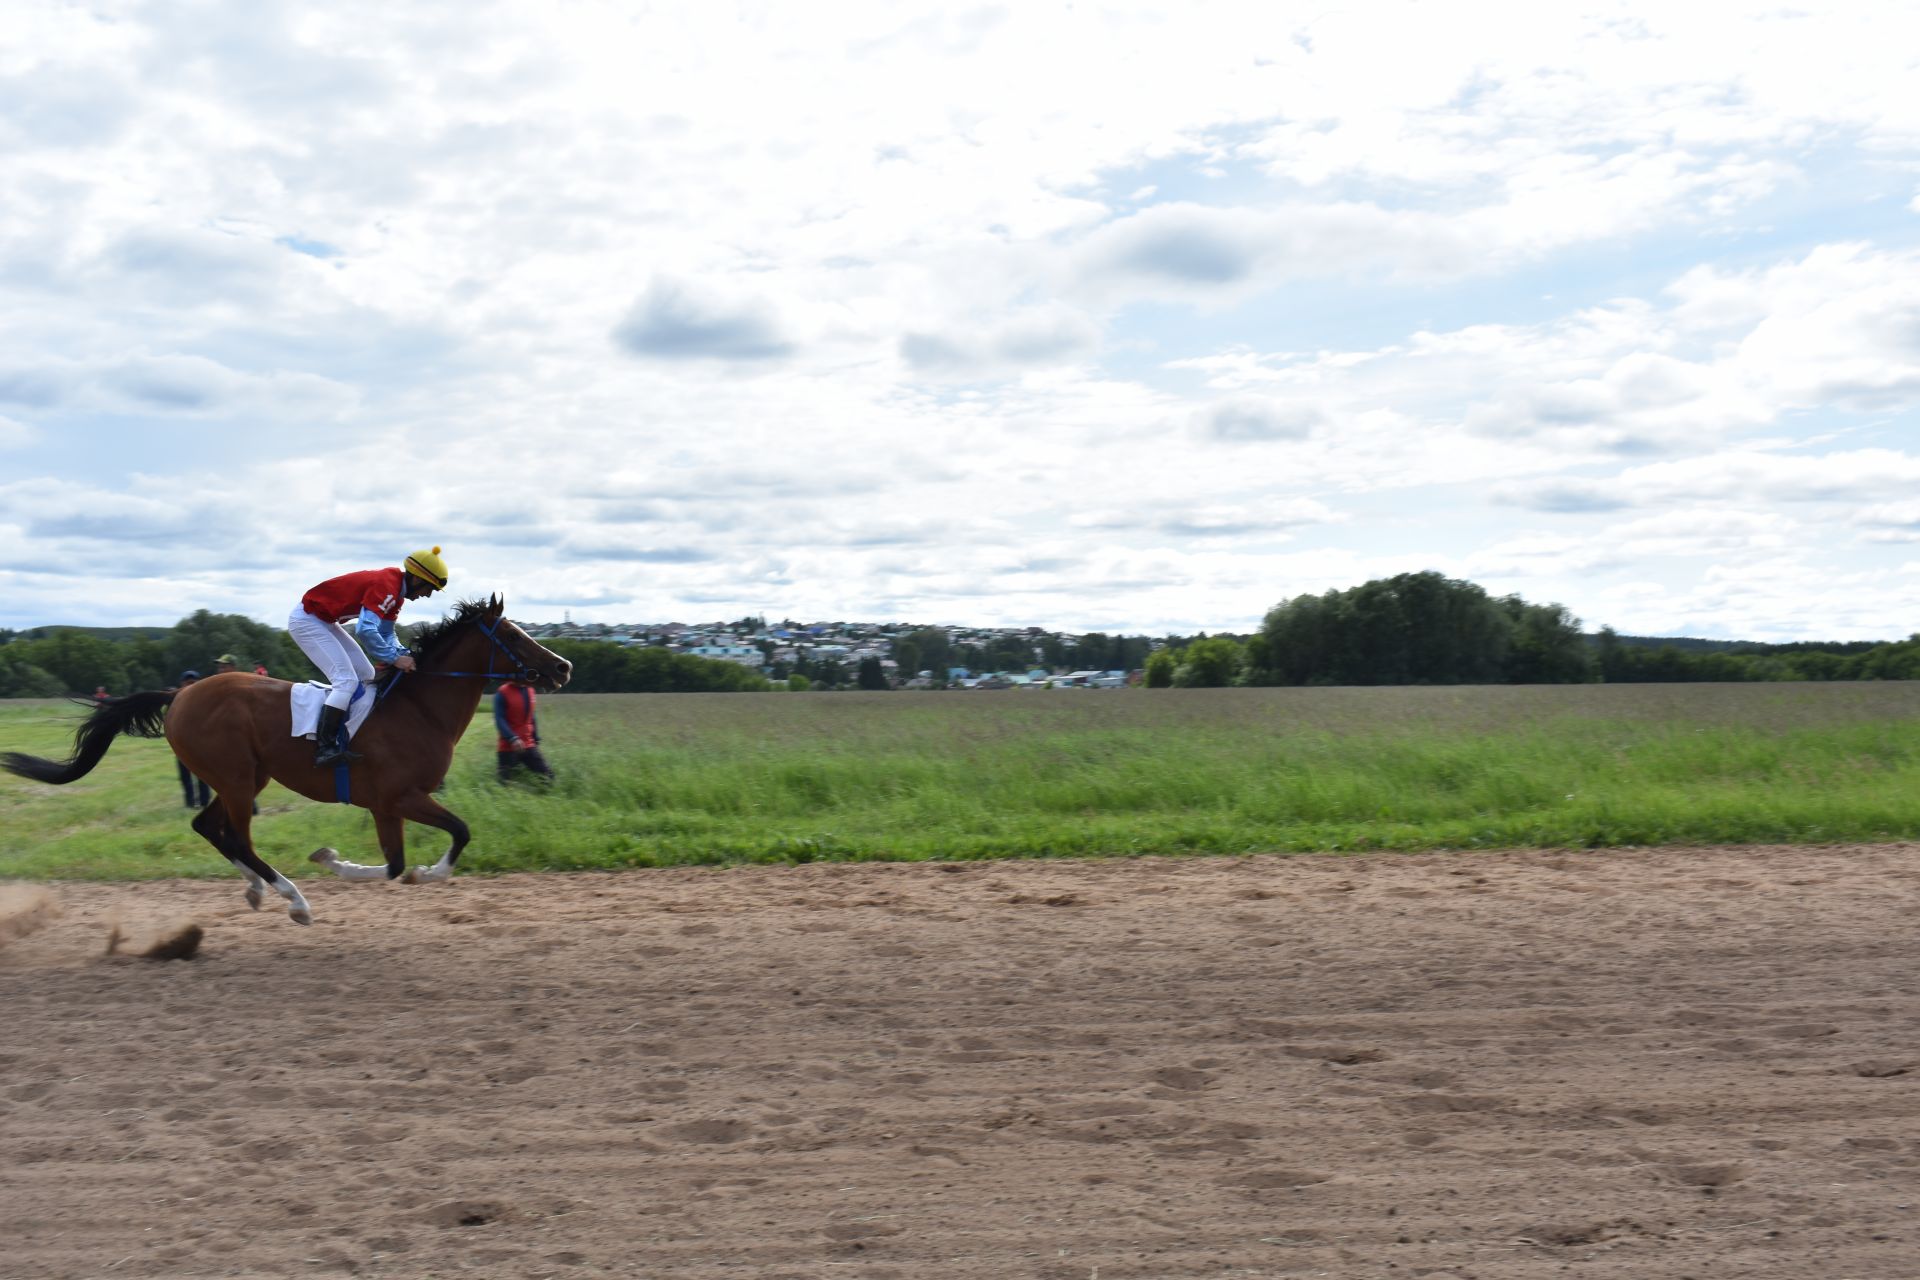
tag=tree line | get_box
[0,611,307,699]
[543,640,772,693]
[8,577,1915,698]
[0,613,774,698]
[1591,629,1920,683]
[1142,571,1920,688]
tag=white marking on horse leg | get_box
[309,847,386,882]
[274,876,313,925]
[405,853,455,884]
[244,875,266,911]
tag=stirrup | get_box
[314,701,361,768]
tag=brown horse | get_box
[0,596,571,924]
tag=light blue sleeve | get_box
[355,607,403,663]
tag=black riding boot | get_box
[313,703,361,767]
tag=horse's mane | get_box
[405,598,500,664]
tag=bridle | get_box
[377,614,544,703]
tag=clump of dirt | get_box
[142,924,204,961]
[0,885,60,949]
[105,920,205,961]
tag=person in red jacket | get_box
[493,676,553,783]
[289,546,449,766]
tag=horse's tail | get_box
[0,691,175,785]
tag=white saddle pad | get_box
[289,682,379,741]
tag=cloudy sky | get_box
[4,1,1920,640]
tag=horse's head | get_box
[411,596,573,692]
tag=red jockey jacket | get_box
[302,567,406,623]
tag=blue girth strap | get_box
[331,682,368,804]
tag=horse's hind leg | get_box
[217,795,313,925]
[191,803,268,910]
[310,812,405,882]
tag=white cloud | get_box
[1498,448,1920,513]
[1070,202,1478,303]
[899,305,1100,378]
[1193,396,1326,441]
[1854,501,1920,543]
[612,276,797,362]
[1070,497,1344,538]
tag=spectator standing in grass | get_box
[171,669,256,813]
[172,671,212,808]
[493,676,553,784]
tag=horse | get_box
[0,596,572,924]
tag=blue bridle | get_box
[376,616,543,703]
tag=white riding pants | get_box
[287,607,375,710]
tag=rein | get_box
[378,616,540,703]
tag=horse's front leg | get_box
[192,801,269,910]
[208,797,310,925]
[309,813,407,882]
[393,790,470,884]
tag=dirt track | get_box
[3,846,1918,1279]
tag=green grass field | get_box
[4,683,1919,880]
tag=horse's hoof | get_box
[400,867,420,885]
[289,908,314,926]
[245,886,264,911]
[308,847,338,866]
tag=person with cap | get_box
[214,653,239,675]
[173,670,212,807]
[171,670,258,811]
[289,546,449,767]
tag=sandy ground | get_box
[2,846,1918,1280]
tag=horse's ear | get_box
[488,593,503,618]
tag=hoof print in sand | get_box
[1150,1066,1215,1091]
[1393,1093,1504,1114]
[1218,1167,1331,1190]
[1657,1162,1748,1188]
[424,1200,514,1228]
[1518,1218,1666,1248]
[1850,1060,1911,1078]
[663,1118,754,1144]
[823,1221,904,1242]
[1283,1045,1388,1065]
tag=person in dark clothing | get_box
[172,670,256,812]
[173,671,212,807]
[493,677,553,783]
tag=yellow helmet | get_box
[404,545,449,589]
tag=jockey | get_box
[289,546,449,766]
